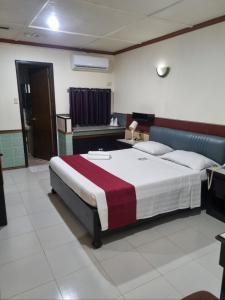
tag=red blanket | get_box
[61,155,136,230]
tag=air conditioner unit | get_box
[71,54,110,72]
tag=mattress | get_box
[50,148,202,230]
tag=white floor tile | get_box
[22,194,54,214]
[11,281,63,299]
[6,202,27,220]
[28,210,63,230]
[0,232,42,266]
[0,216,34,241]
[90,238,134,262]
[125,226,165,248]
[4,184,19,194]
[164,261,221,297]
[137,237,191,274]
[124,276,181,299]
[100,251,160,294]
[45,241,92,278]
[4,191,22,206]
[36,223,75,250]
[167,228,212,255]
[1,167,224,300]
[57,265,120,300]
[16,181,41,193]
[3,172,14,186]
[155,217,191,236]
[0,253,53,298]
[20,188,47,203]
[196,250,223,280]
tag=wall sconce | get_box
[156,65,170,78]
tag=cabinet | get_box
[0,154,7,226]
[206,168,225,222]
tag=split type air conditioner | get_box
[71,54,110,72]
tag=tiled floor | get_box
[0,166,224,299]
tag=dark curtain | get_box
[69,88,111,127]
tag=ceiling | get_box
[1,0,225,53]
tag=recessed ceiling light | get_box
[47,14,59,31]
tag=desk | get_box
[0,154,7,226]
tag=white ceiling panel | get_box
[31,0,143,36]
[86,38,136,52]
[155,0,225,25]
[17,28,97,48]
[0,0,47,26]
[86,0,182,16]
[110,16,186,43]
[0,24,24,40]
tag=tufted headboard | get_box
[150,126,225,165]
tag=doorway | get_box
[15,61,57,167]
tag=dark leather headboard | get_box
[150,126,225,165]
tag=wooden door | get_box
[29,68,54,160]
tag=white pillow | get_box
[133,141,173,156]
[161,150,218,170]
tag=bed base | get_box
[50,167,102,248]
[50,167,206,249]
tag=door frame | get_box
[15,60,58,167]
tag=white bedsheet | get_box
[50,149,202,231]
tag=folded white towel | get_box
[87,154,111,160]
[88,151,110,156]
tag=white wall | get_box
[114,22,225,125]
[0,43,113,130]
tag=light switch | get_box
[14,98,19,104]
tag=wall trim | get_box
[115,14,225,55]
[126,114,225,137]
[0,38,114,55]
[1,15,225,56]
[153,117,225,137]
[0,129,22,134]
[3,165,25,171]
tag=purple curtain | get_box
[69,88,111,127]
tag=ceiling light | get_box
[47,14,59,31]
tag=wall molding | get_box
[115,14,225,55]
[0,129,22,134]
[0,15,225,56]
[154,117,225,137]
[126,114,225,137]
[3,165,25,171]
[0,38,114,55]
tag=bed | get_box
[50,126,225,248]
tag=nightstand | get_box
[0,154,7,226]
[116,139,143,150]
[206,167,225,222]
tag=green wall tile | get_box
[0,132,25,169]
[58,131,73,155]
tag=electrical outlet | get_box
[14,98,19,104]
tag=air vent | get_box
[0,26,10,30]
[24,32,40,38]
